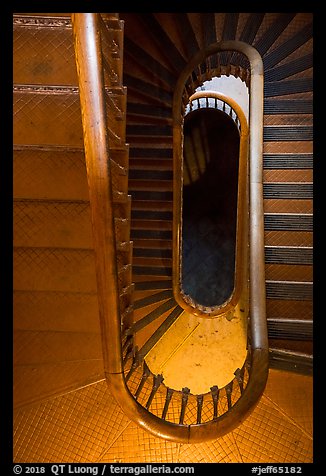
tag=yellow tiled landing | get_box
[145,310,248,394]
[13,369,313,463]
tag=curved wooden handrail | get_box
[175,90,249,318]
[72,15,269,442]
[71,13,123,377]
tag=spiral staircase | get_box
[13,12,313,462]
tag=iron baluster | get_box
[162,387,174,420]
[234,367,245,394]
[123,339,134,367]
[134,362,151,400]
[196,394,204,424]
[125,346,139,383]
[146,374,164,410]
[225,381,234,410]
[122,334,133,354]
[179,387,190,424]
[211,385,219,421]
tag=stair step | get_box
[131,229,172,240]
[264,78,313,98]
[131,210,172,221]
[124,73,173,106]
[14,329,102,366]
[14,247,97,293]
[110,146,130,168]
[134,289,173,310]
[13,86,83,147]
[265,263,312,283]
[127,124,172,138]
[263,126,313,142]
[133,248,172,258]
[13,146,89,200]
[269,339,313,356]
[129,147,172,159]
[133,257,172,268]
[129,179,173,192]
[263,153,313,169]
[14,199,131,249]
[263,199,312,215]
[269,348,312,375]
[129,158,173,171]
[263,169,312,184]
[14,14,124,86]
[113,190,130,203]
[265,246,312,265]
[265,230,312,248]
[263,182,312,199]
[267,318,312,341]
[131,219,172,231]
[121,304,134,329]
[129,169,173,181]
[131,200,173,212]
[264,99,312,116]
[266,280,312,301]
[265,54,313,83]
[118,264,133,292]
[133,266,172,277]
[14,199,92,249]
[130,191,173,201]
[264,213,312,231]
[115,217,130,243]
[13,86,126,148]
[127,102,172,120]
[114,195,132,221]
[124,36,177,88]
[98,16,124,85]
[135,13,187,73]
[13,16,77,86]
[14,146,130,202]
[266,298,312,322]
[136,305,184,361]
[133,305,179,353]
[117,240,133,253]
[120,282,134,305]
[14,359,104,409]
[134,279,172,291]
[126,298,177,336]
[263,23,313,71]
[253,13,296,56]
[14,290,100,333]
[117,241,133,271]
[132,239,172,250]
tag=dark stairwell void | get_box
[182,107,240,308]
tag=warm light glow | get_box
[145,309,248,394]
[198,75,249,119]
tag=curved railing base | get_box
[106,348,269,443]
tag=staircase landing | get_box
[145,310,248,394]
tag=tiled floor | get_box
[13,368,313,463]
[145,310,248,393]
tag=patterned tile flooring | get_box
[13,369,313,463]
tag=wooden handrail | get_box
[71,13,123,376]
[175,90,249,318]
[72,16,268,441]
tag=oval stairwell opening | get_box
[182,106,240,308]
